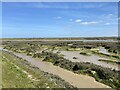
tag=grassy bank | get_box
[1,51,75,88]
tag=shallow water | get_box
[99,47,110,55]
[60,51,119,71]
[1,39,118,42]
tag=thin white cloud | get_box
[34,3,69,9]
[75,19,82,22]
[30,2,106,10]
[104,13,115,19]
[55,16,62,19]
[80,21,98,25]
[105,23,110,25]
[108,14,113,16]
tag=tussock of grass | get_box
[79,52,91,56]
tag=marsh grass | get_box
[79,52,91,56]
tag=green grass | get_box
[1,51,74,88]
[2,57,35,88]
[66,48,81,51]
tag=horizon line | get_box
[0,36,119,39]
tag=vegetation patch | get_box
[79,52,91,56]
[98,59,120,64]
[73,57,78,59]
[92,50,120,59]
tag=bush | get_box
[73,57,77,59]
[72,65,79,71]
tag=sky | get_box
[2,2,118,38]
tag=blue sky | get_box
[2,2,118,38]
